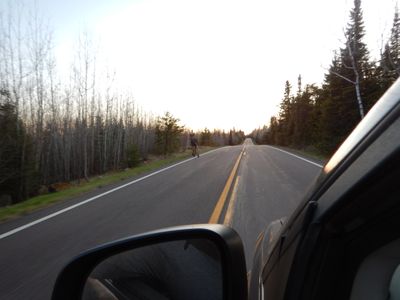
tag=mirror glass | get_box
[82,238,223,300]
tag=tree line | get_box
[0,4,244,206]
[251,0,400,155]
[0,5,156,204]
[154,116,245,157]
[195,128,245,147]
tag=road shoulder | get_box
[269,146,328,167]
[0,147,221,229]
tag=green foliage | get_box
[200,128,213,146]
[126,144,141,167]
[262,0,399,156]
[249,125,268,144]
[154,112,184,156]
[227,129,245,145]
[277,81,294,145]
[380,7,400,90]
[193,129,244,146]
[264,81,318,149]
[0,100,36,204]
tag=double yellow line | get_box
[208,149,244,224]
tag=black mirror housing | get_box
[52,224,247,300]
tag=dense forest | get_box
[250,0,400,155]
[0,4,244,206]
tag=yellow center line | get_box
[209,150,244,224]
[223,175,240,226]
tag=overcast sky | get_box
[34,0,396,133]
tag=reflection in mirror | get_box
[82,239,223,300]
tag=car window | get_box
[297,146,400,300]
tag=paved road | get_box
[0,141,323,299]
[228,141,323,267]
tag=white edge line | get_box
[267,146,324,168]
[0,147,223,240]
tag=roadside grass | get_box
[0,146,217,223]
[276,146,330,163]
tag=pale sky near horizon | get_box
[31,0,397,133]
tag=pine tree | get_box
[318,54,348,154]
[339,0,370,119]
[317,0,372,154]
[291,84,315,148]
[344,0,369,73]
[154,112,184,156]
[0,100,36,204]
[228,130,234,145]
[279,80,293,122]
[389,6,400,75]
[297,74,302,96]
[277,80,294,145]
[256,0,395,156]
[265,116,279,145]
[200,128,212,146]
[380,6,400,87]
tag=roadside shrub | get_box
[126,144,141,168]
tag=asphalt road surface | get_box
[0,140,323,299]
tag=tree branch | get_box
[330,70,355,84]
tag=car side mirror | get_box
[52,224,247,300]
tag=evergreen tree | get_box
[339,0,370,118]
[380,6,400,88]
[0,99,36,204]
[265,116,279,145]
[380,44,395,89]
[256,0,397,156]
[228,130,233,145]
[277,80,294,145]
[317,0,373,154]
[389,6,400,75]
[318,54,349,153]
[154,112,184,156]
[343,0,369,74]
[291,84,315,147]
[249,126,269,145]
[126,144,141,168]
[279,81,293,122]
[297,74,302,96]
[200,128,212,146]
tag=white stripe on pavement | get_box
[267,146,324,168]
[0,147,224,240]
